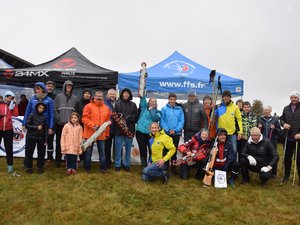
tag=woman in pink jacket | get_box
[61,112,83,175]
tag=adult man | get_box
[114,88,138,172]
[45,80,56,166]
[0,91,18,173]
[215,90,243,155]
[182,90,207,142]
[240,127,279,185]
[280,91,300,184]
[54,80,77,167]
[104,89,117,169]
[258,105,281,177]
[161,93,184,174]
[82,91,111,173]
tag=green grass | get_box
[0,144,300,225]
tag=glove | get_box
[247,155,257,166]
[261,166,272,173]
[9,101,16,110]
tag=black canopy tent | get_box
[0,48,34,68]
[0,47,118,89]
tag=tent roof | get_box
[0,47,118,89]
[0,49,34,68]
[119,51,243,99]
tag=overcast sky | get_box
[1,0,300,114]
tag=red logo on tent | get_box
[53,58,77,69]
[163,60,195,76]
[2,69,14,78]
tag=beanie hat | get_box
[46,80,56,87]
[217,128,227,136]
[187,90,196,96]
[34,82,48,94]
[222,90,231,98]
[290,91,300,99]
[5,91,15,98]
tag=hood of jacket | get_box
[120,88,133,101]
[63,80,74,94]
[34,82,48,94]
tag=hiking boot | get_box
[46,160,53,168]
[124,166,130,172]
[26,168,33,174]
[7,165,13,173]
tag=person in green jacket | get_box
[142,122,176,183]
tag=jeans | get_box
[114,135,133,168]
[227,134,237,155]
[84,140,107,171]
[66,154,78,170]
[142,163,168,181]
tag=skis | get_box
[138,62,148,97]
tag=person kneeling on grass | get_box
[142,122,176,183]
[240,127,279,185]
[61,112,83,175]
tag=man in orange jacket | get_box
[82,91,111,174]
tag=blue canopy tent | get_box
[118,51,243,99]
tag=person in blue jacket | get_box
[136,95,161,169]
[22,82,54,168]
[160,93,184,174]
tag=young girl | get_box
[177,128,211,180]
[61,112,83,175]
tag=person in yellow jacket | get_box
[142,122,176,183]
[215,90,243,155]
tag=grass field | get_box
[0,144,300,225]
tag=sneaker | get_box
[124,166,130,172]
[67,169,72,175]
[7,165,14,173]
[11,172,21,177]
[26,168,33,174]
[228,177,235,187]
[37,167,44,174]
[71,169,77,175]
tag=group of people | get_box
[1,81,300,187]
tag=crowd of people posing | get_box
[0,80,300,187]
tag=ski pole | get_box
[280,133,288,185]
[292,140,299,186]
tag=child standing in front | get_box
[25,102,47,174]
[61,112,83,175]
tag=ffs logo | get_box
[163,60,195,76]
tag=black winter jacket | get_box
[25,112,47,141]
[182,98,208,132]
[242,136,279,168]
[280,102,300,139]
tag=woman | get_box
[136,96,161,169]
[142,122,176,183]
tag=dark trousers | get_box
[25,137,46,169]
[0,130,14,165]
[214,161,240,179]
[240,157,272,183]
[65,154,78,170]
[105,133,115,168]
[180,159,207,180]
[47,133,55,160]
[169,135,180,172]
[136,131,151,168]
[55,124,64,162]
[284,140,300,178]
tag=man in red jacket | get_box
[0,91,19,173]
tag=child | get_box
[177,128,211,180]
[142,122,176,183]
[0,91,18,173]
[61,112,83,175]
[25,102,47,174]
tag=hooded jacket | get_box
[22,82,54,129]
[114,88,138,135]
[0,99,18,131]
[161,102,184,136]
[25,102,47,140]
[54,80,78,125]
[136,95,161,134]
[74,89,92,125]
[149,129,176,163]
[242,134,279,168]
[61,121,83,155]
[82,98,111,141]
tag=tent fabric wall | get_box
[118,51,243,99]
